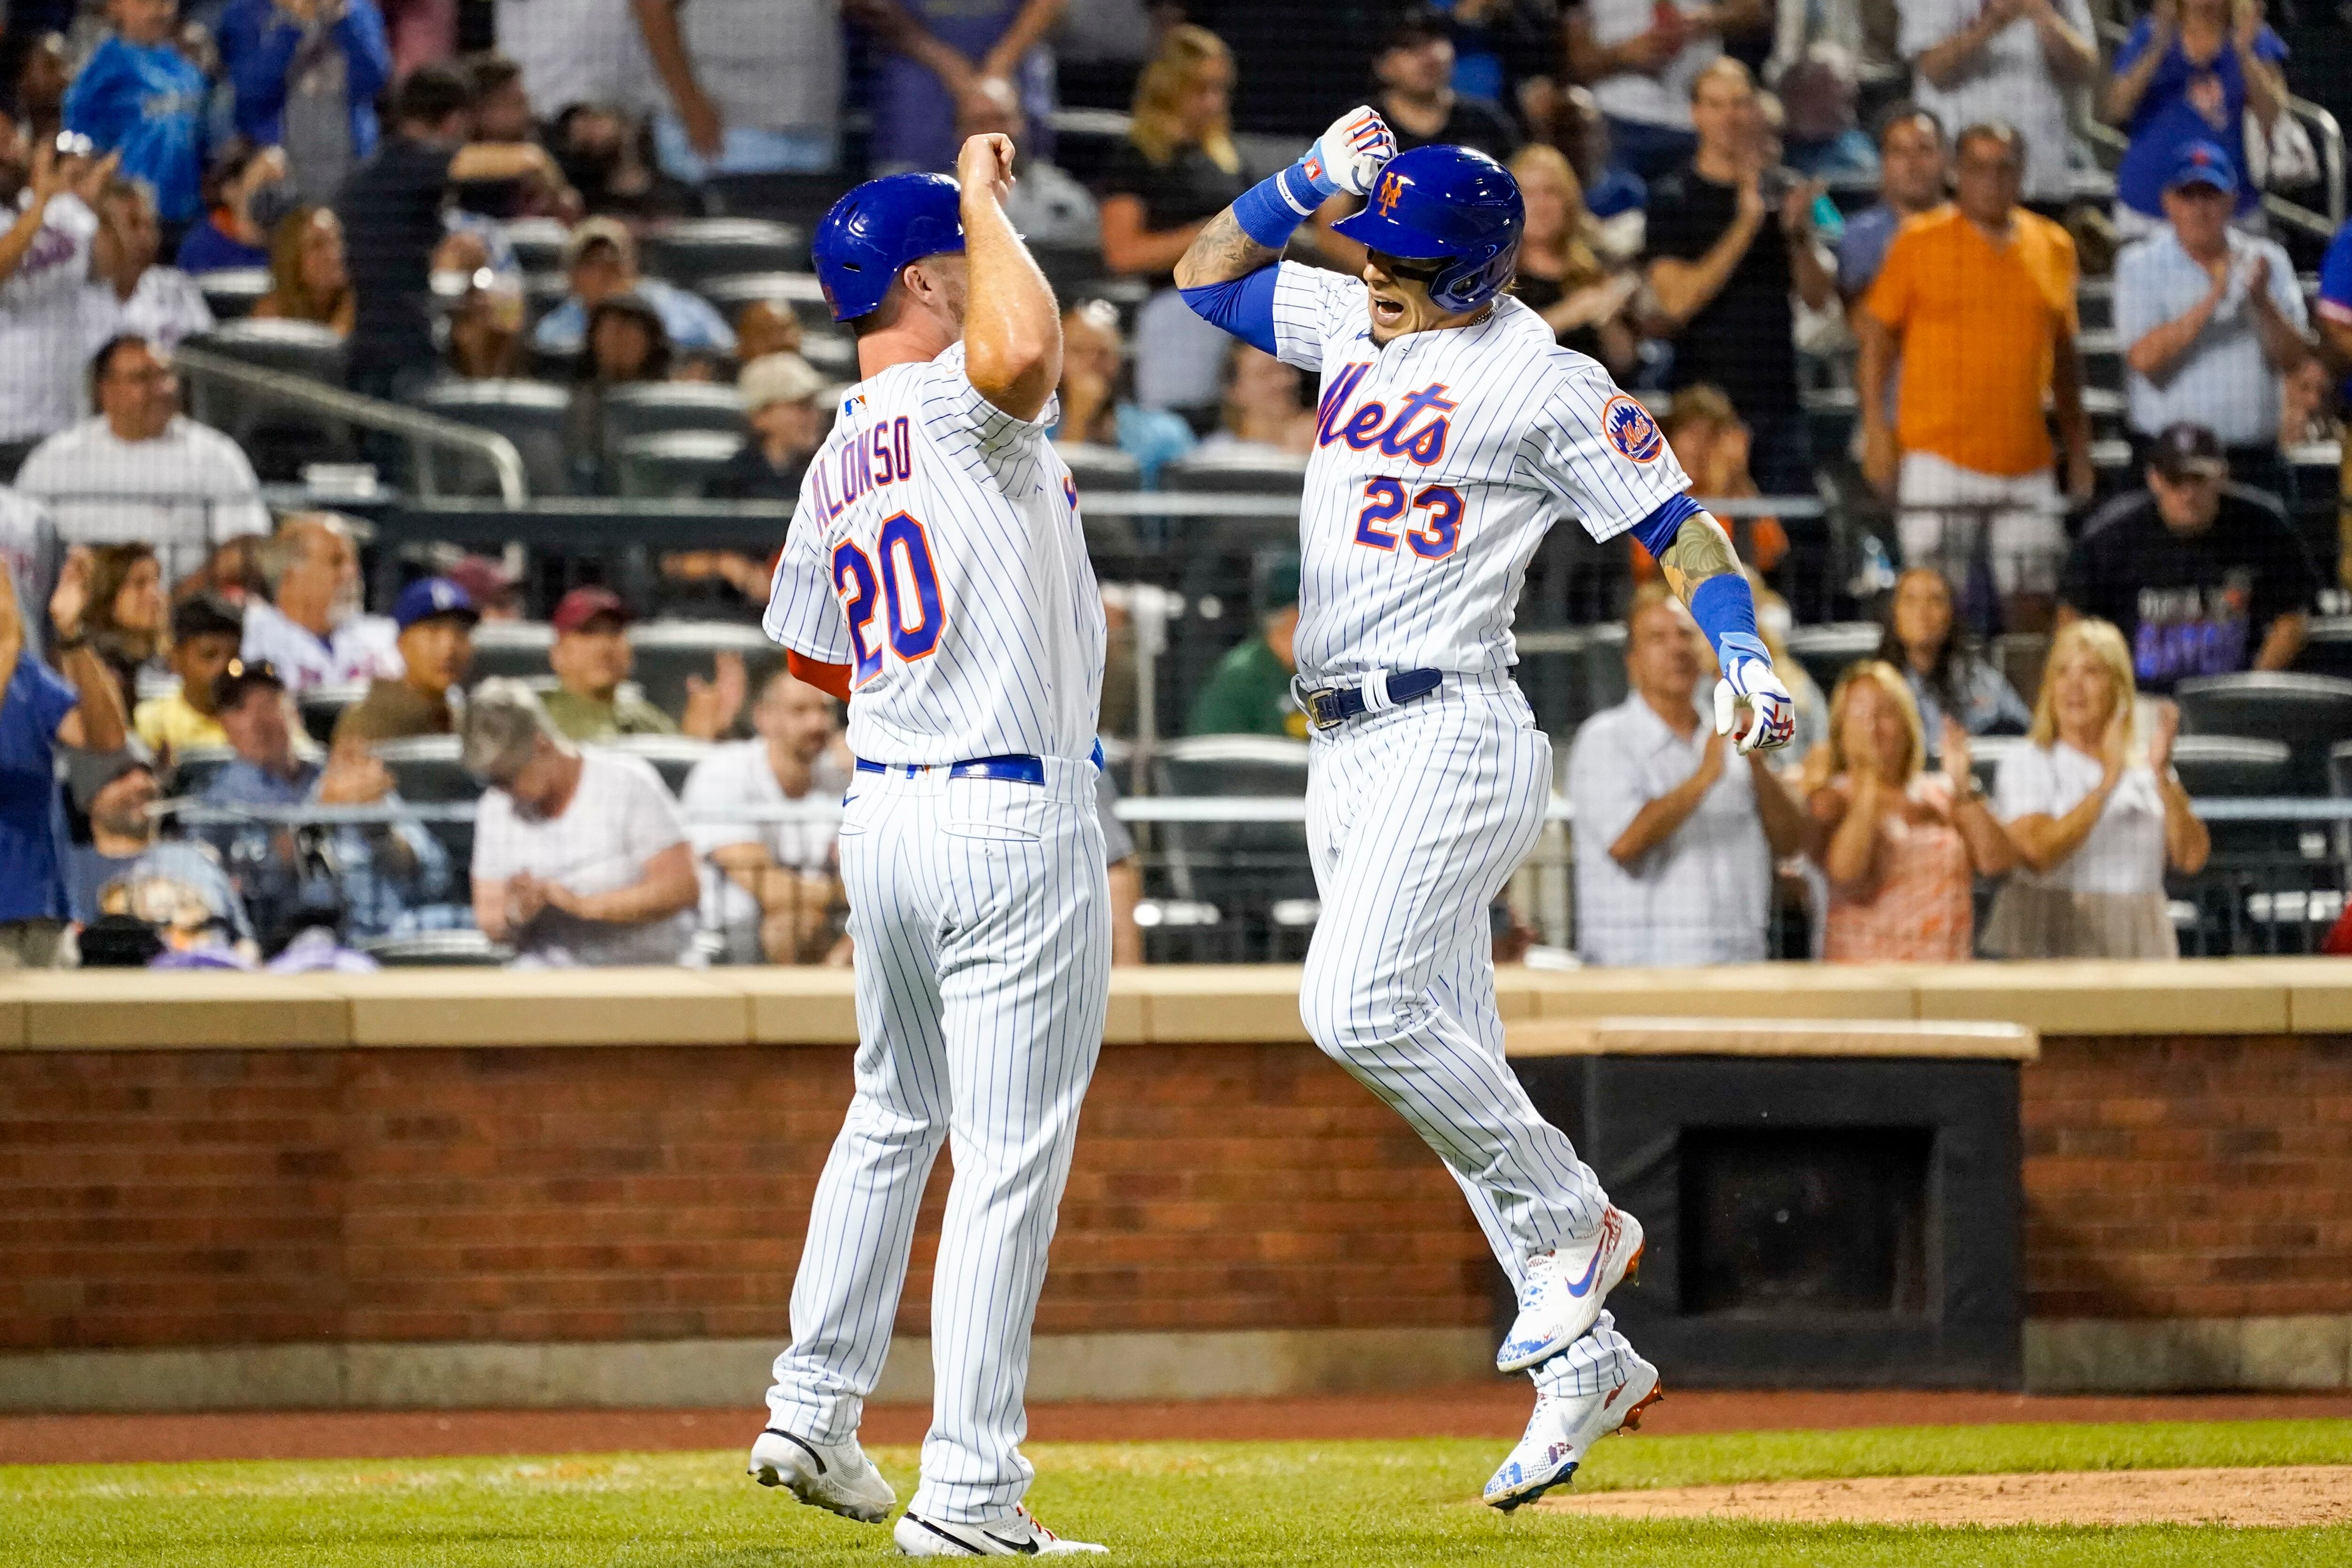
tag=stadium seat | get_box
[641,220,806,287]
[798,334,856,379]
[625,620,784,723]
[601,733,717,794]
[465,620,555,683]
[1783,621,1883,694]
[1032,242,1109,302]
[1149,734,1314,956]
[1164,450,1309,555]
[2076,277,2113,332]
[617,430,747,498]
[2175,671,2352,795]
[1968,734,2031,794]
[695,271,831,330]
[2177,735,2302,864]
[190,318,348,384]
[599,382,746,449]
[165,744,237,797]
[298,681,370,746]
[2298,615,2352,680]
[705,171,851,231]
[412,380,576,496]
[197,269,269,321]
[358,929,512,966]
[373,736,479,803]
[505,216,572,275]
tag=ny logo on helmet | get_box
[1375,170,1406,216]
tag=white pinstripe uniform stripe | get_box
[761,341,1110,1525]
[1267,261,1690,1396]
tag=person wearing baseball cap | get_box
[2114,140,2311,502]
[2060,421,2320,692]
[67,741,258,959]
[707,352,825,501]
[444,555,522,620]
[334,577,480,743]
[542,585,746,743]
[529,215,738,361]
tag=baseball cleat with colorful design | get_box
[1496,1205,1645,1373]
[1483,1355,1663,1512]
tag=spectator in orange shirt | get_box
[1857,121,2092,627]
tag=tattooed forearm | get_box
[1656,510,1740,602]
[1172,209,1283,290]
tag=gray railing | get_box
[173,344,531,505]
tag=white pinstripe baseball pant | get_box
[1300,675,1638,1397]
[764,758,1110,1523]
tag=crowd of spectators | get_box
[6,3,2352,974]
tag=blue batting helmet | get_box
[1331,145,1524,314]
[810,172,965,323]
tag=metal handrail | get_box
[2082,9,2346,239]
[172,344,531,505]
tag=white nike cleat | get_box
[1496,1205,1645,1373]
[893,1504,1107,1556]
[1483,1354,1663,1512]
[747,1426,895,1524]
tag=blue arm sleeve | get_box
[1627,492,1701,559]
[1179,266,1281,358]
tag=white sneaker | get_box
[747,1426,895,1524]
[1496,1206,1645,1373]
[1483,1355,1662,1512]
[894,1505,1107,1556]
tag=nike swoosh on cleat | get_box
[984,1530,1040,1554]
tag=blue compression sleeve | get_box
[1627,493,1701,558]
[1232,160,1337,249]
[1688,573,1766,669]
[1179,266,1281,356]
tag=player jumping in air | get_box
[1175,109,1798,1509]
[749,135,1110,1555]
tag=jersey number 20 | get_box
[831,512,945,685]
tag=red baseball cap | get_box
[551,585,630,634]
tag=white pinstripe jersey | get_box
[764,342,1104,766]
[1269,262,1692,681]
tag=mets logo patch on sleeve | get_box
[1601,394,1665,464]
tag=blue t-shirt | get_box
[2316,217,2352,400]
[175,216,269,274]
[64,36,210,223]
[1585,164,1646,221]
[2113,18,2286,219]
[0,656,77,923]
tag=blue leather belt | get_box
[855,740,1105,784]
[1294,669,1445,732]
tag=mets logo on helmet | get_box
[1375,170,1406,216]
[1601,394,1665,464]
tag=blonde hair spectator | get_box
[1986,617,2210,958]
[253,207,355,336]
[1127,26,1239,172]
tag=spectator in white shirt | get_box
[955,74,1097,249]
[83,178,214,354]
[13,335,270,582]
[1567,585,1811,966]
[494,0,651,142]
[464,677,702,967]
[0,130,119,473]
[237,510,403,692]
[1900,0,2099,207]
[1985,616,2209,958]
[680,666,849,964]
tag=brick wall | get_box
[9,1033,2352,1357]
[2022,1035,2352,1319]
[0,1043,1486,1353]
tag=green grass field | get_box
[6,1419,2349,1567]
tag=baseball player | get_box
[1175,111,1797,1509]
[748,135,1110,1557]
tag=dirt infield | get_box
[7,1385,2352,1466]
[1541,1465,2352,1527]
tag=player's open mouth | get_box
[1369,292,1406,328]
